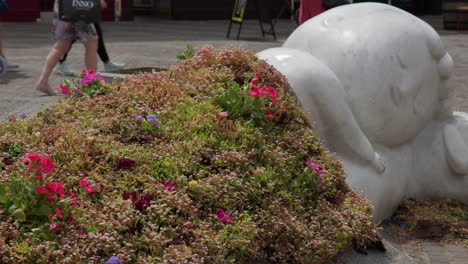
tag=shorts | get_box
[52,19,98,42]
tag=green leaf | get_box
[12,208,26,222]
[31,203,52,217]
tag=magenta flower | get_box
[266,110,274,121]
[248,85,261,98]
[79,179,94,193]
[58,83,70,94]
[304,160,323,177]
[250,72,263,84]
[123,192,152,212]
[23,153,57,179]
[217,209,233,224]
[156,180,177,192]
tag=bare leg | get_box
[35,39,72,95]
[83,39,98,70]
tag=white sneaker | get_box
[0,56,18,70]
[53,63,74,76]
[104,61,125,72]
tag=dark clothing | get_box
[0,0,8,12]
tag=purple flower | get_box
[146,114,160,125]
[101,256,123,264]
[135,115,144,120]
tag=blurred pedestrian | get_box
[0,0,18,70]
[35,0,106,95]
[298,0,325,25]
[54,0,124,76]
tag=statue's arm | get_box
[257,48,385,173]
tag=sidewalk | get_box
[0,13,295,122]
[0,13,467,264]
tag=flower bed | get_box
[0,46,378,263]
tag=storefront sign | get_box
[232,0,247,22]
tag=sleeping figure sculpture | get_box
[257,3,467,221]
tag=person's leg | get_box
[54,39,76,76]
[59,39,76,63]
[82,39,98,70]
[94,23,110,63]
[35,39,72,95]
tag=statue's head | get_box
[284,2,454,146]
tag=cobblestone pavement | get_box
[0,13,466,264]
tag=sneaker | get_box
[0,56,7,77]
[53,63,74,76]
[0,56,18,70]
[104,61,125,72]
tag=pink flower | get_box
[80,179,94,193]
[219,112,229,118]
[266,110,274,121]
[58,83,71,94]
[48,214,53,221]
[39,156,56,174]
[45,182,65,196]
[217,209,233,224]
[23,153,56,177]
[35,186,47,194]
[81,75,93,84]
[46,193,54,202]
[68,200,82,206]
[305,160,323,176]
[55,208,63,219]
[23,153,42,173]
[81,68,88,76]
[248,85,261,98]
[250,72,263,84]
[266,86,278,98]
[156,180,177,192]
[49,223,59,230]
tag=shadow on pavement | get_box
[0,70,30,85]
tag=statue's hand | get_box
[370,152,386,173]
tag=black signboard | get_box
[232,0,247,22]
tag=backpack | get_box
[58,0,101,23]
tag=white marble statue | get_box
[257,2,467,221]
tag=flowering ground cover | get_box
[0,46,378,263]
